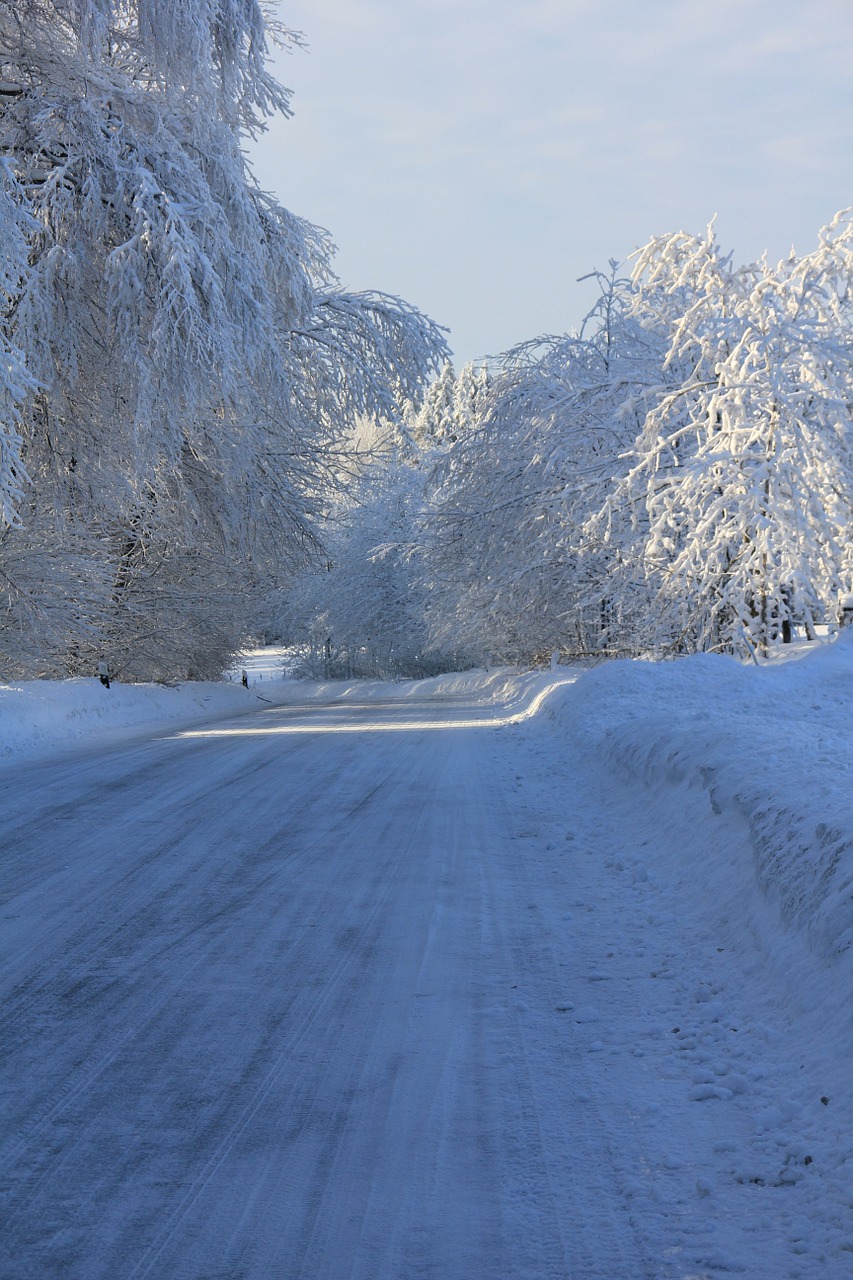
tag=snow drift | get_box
[546,637,853,1047]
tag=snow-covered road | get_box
[1,673,850,1278]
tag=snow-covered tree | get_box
[284,453,434,679]
[0,0,447,678]
[415,267,661,663]
[600,214,853,657]
[406,360,489,449]
[0,159,36,527]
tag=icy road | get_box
[1,675,850,1279]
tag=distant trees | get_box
[286,449,431,679]
[405,359,490,448]
[283,361,493,679]
[0,0,446,679]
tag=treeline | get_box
[3,5,851,683]
[287,217,853,675]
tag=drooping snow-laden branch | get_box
[0,159,37,526]
[594,212,853,656]
[0,0,450,679]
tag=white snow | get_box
[532,636,853,1275]
[2,639,852,1277]
[0,654,559,765]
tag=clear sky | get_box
[249,0,853,365]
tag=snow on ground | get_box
[529,636,853,1274]
[0,651,553,766]
[2,639,852,1276]
[547,637,853,1032]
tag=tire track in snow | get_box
[123,742,427,1280]
[1,728,384,1273]
[2,684,654,1279]
[473,738,654,1280]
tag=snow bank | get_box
[545,637,853,1039]
[0,660,557,767]
[317,666,555,705]
[0,677,266,765]
[0,646,322,764]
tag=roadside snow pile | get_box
[0,678,272,764]
[547,636,853,1041]
[0,660,557,767]
[328,666,557,707]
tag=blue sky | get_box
[250,0,853,365]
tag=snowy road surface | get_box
[1,675,850,1278]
